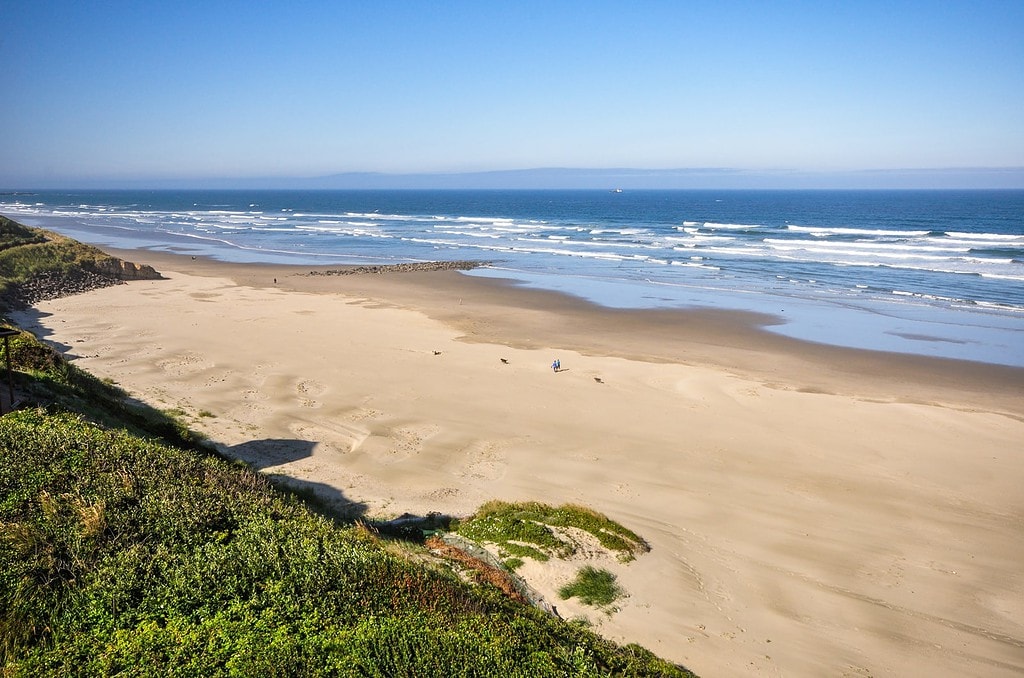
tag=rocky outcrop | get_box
[0,218,164,310]
[5,258,162,309]
[307,260,486,276]
[9,269,124,308]
[90,257,162,281]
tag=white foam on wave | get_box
[667,233,737,244]
[295,224,392,238]
[197,223,252,231]
[433,229,502,239]
[980,272,1024,282]
[670,260,721,271]
[589,227,649,236]
[943,236,1024,250]
[548,238,656,251]
[946,231,1024,242]
[700,245,772,258]
[975,300,1024,312]
[454,216,516,225]
[788,225,930,237]
[700,222,763,230]
[763,241,973,261]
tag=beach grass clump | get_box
[0,409,694,676]
[454,500,649,563]
[559,566,624,608]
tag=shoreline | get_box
[106,247,1024,415]
[15,245,1024,676]
[7,192,1024,369]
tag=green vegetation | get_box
[0,217,112,306]
[0,326,207,452]
[560,567,625,609]
[454,500,650,564]
[504,556,526,571]
[0,219,695,675]
[0,409,690,676]
[0,216,47,252]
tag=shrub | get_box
[559,567,624,608]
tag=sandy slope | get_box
[15,253,1024,677]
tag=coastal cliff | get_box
[0,215,161,308]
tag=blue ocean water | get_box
[2,189,1022,366]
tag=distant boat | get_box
[611,188,623,193]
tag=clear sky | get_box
[2,1,1023,188]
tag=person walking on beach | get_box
[552,358,560,372]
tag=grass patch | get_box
[453,500,649,563]
[504,557,525,571]
[559,566,624,608]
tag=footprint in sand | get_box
[459,440,508,481]
[425,487,460,501]
[613,482,635,499]
[156,352,214,377]
[296,379,327,396]
[201,370,233,388]
[344,407,382,422]
[226,402,274,428]
[288,420,369,457]
[359,423,440,464]
[295,379,327,408]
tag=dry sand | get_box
[14,250,1024,677]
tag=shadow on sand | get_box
[7,308,77,354]
[221,438,368,523]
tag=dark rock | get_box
[307,260,486,276]
[8,269,123,308]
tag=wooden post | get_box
[0,329,17,415]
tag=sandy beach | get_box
[15,250,1024,677]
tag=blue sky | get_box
[2,1,1022,188]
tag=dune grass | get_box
[453,500,650,564]
[0,217,108,304]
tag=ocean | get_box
[2,189,1022,367]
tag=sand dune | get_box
[15,252,1024,677]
